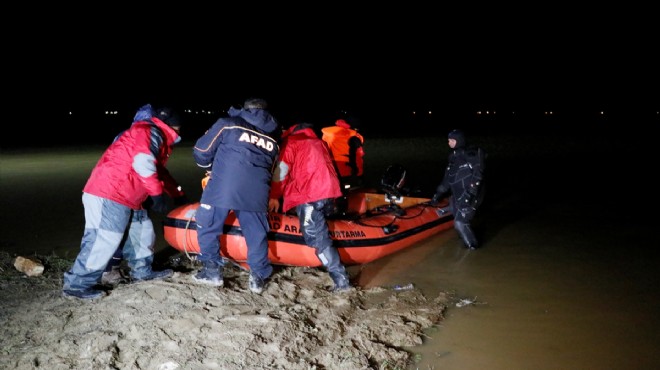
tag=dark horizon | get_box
[7,9,658,150]
[8,60,660,149]
[5,100,657,150]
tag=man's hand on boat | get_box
[268,198,280,213]
[429,193,444,205]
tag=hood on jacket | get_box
[335,119,351,129]
[448,129,466,149]
[282,123,316,139]
[243,98,268,109]
[228,105,280,134]
[133,104,154,122]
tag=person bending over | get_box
[269,122,351,292]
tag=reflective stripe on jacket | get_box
[193,107,280,212]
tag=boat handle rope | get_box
[175,202,440,257]
[353,203,431,229]
[182,213,197,262]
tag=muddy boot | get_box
[317,247,351,292]
[192,260,223,287]
[329,271,351,292]
[62,288,104,300]
[248,272,265,294]
[132,269,174,283]
[101,266,126,286]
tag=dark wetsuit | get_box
[435,130,486,249]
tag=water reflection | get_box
[354,167,659,369]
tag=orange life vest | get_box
[321,121,364,178]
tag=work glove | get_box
[433,185,448,204]
[149,194,169,214]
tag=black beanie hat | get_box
[155,107,181,128]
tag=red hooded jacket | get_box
[83,117,183,209]
[270,124,343,212]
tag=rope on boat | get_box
[182,212,196,262]
[174,201,444,259]
[353,202,434,229]
[178,207,242,268]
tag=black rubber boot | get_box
[317,247,351,292]
[455,220,478,250]
[329,271,351,292]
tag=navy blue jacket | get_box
[193,106,280,212]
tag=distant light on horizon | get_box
[184,108,220,115]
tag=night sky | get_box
[5,13,659,148]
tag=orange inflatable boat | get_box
[163,191,454,267]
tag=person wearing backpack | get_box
[432,129,486,250]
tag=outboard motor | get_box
[380,164,407,216]
[380,164,407,198]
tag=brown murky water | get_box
[354,135,659,369]
[356,197,659,369]
[2,138,657,369]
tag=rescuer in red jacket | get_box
[269,123,351,292]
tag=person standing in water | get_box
[432,129,486,250]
